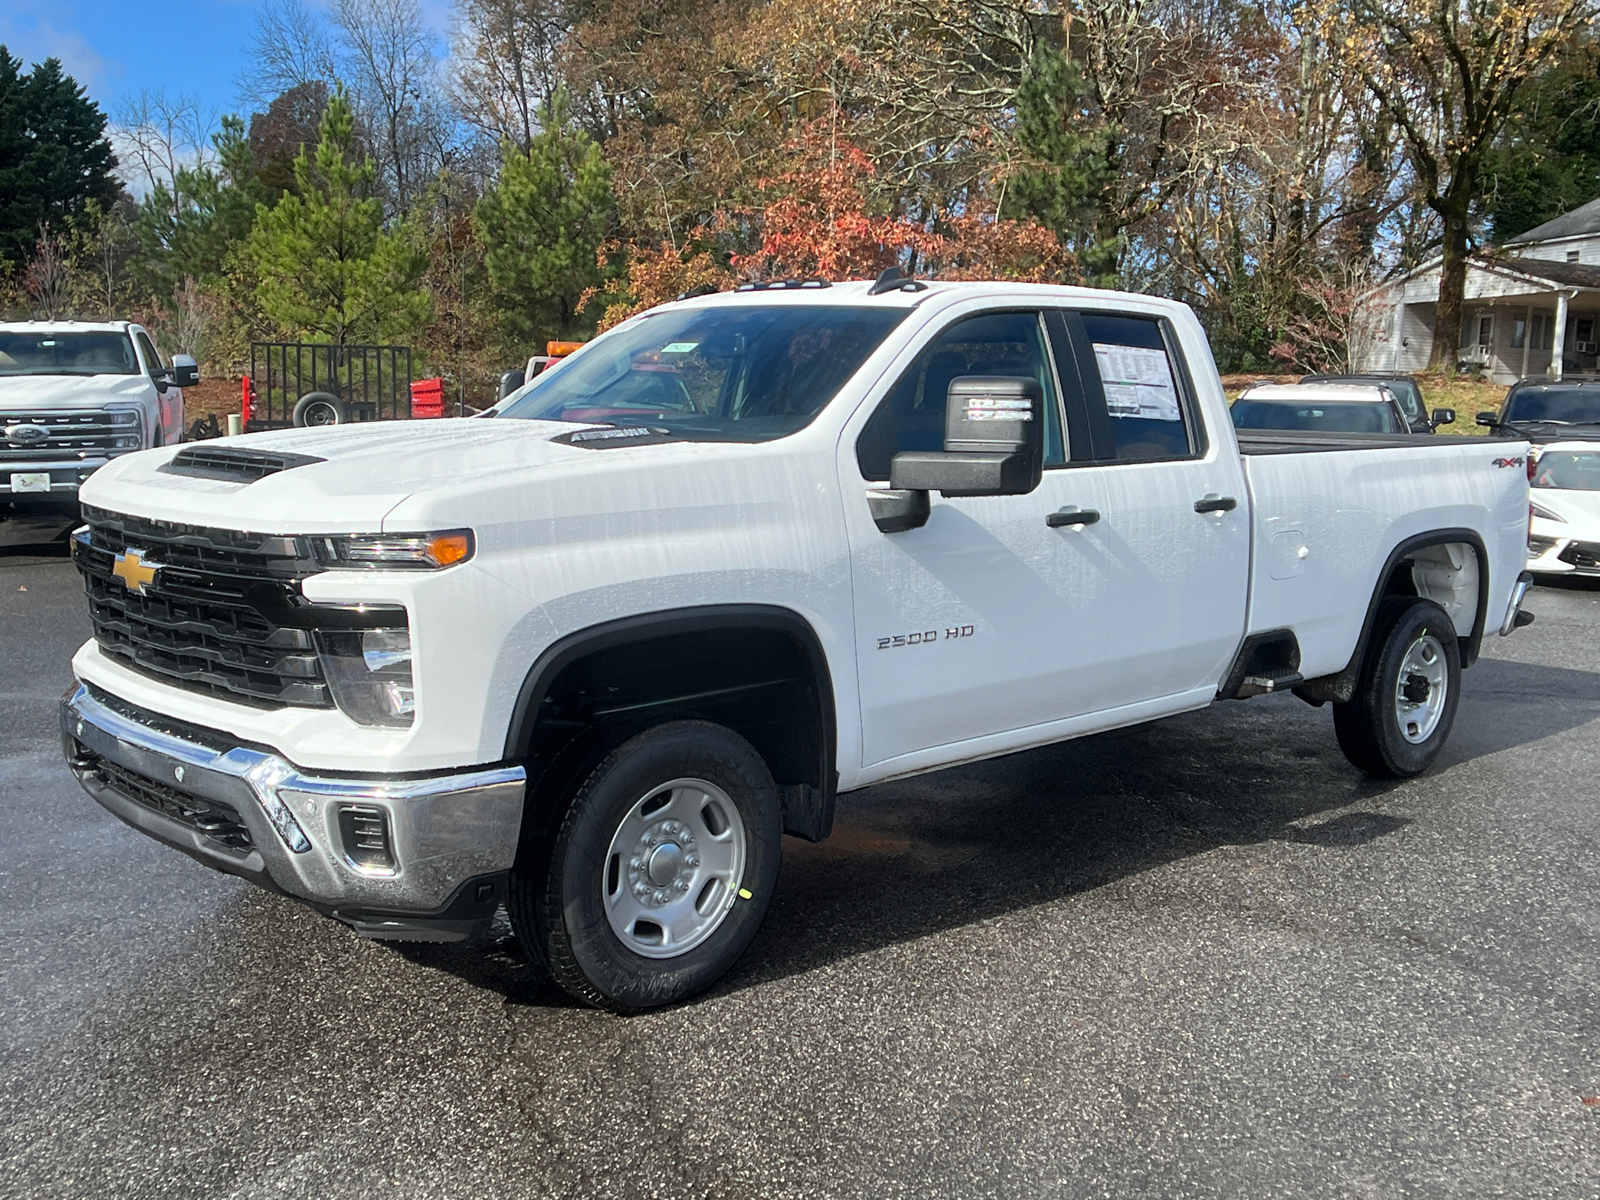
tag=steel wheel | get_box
[1394,632,1448,744]
[601,777,747,958]
[302,400,339,425]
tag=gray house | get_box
[1354,196,1600,382]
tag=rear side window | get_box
[856,311,1065,480]
[1075,313,1197,462]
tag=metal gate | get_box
[247,343,414,430]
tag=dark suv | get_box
[1299,373,1455,434]
[1478,376,1600,444]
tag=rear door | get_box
[842,306,1113,770]
[1046,308,1250,710]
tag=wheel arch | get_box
[1296,528,1490,705]
[503,604,839,843]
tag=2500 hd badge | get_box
[877,624,976,649]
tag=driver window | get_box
[856,311,1065,481]
[136,332,164,372]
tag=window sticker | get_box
[1093,343,1181,422]
[660,341,699,354]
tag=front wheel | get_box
[1333,597,1462,778]
[510,720,783,1011]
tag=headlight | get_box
[1530,501,1566,524]
[316,628,415,727]
[313,530,474,569]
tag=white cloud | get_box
[0,9,114,94]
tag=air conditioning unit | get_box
[1576,341,1597,354]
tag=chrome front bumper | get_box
[60,683,526,941]
[1,457,109,495]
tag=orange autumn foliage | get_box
[594,126,1074,325]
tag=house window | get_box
[1578,317,1597,354]
[1512,314,1527,349]
[1477,314,1494,349]
[1531,312,1553,351]
[1568,251,1581,263]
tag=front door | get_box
[842,308,1113,770]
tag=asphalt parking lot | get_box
[3,535,1599,1199]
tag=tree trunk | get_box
[1428,175,1475,374]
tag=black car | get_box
[1299,373,1455,434]
[1478,375,1600,444]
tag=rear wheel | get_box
[1333,598,1462,778]
[510,720,782,1011]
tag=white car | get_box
[1,321,196,521]
[59,277,1534,1010]
[1231,382,1412,434]
[1527,441,1600,574]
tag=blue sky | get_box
[2,0,450,123]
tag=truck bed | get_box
[1235,430,1504,455]
[1237,432,1530,683]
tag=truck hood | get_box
[0,373,152,409]
[79,418,637,532]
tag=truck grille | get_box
[2,409,142,461]
[73,743,254,850]
[73,505,334,708]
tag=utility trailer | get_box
[244,342,413,430]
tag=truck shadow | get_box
[398,655,1600,1009]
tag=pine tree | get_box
[243,88,429,345]
[134,116,270,305]
[475,92,614,343]
[1001,42,1117,285]
[0,48,120,266]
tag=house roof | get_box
[1494,256,1600,289]
[1504,196,1600,245]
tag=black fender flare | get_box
[1296,528,1490,705]
[502,603,839,826]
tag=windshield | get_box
[1533,450,1600,491]
[1232,398,1401,434]
[498,305,908,441]
[0,331,140,376]
[1504,385,1600,425]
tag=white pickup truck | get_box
[59,279,1534,1011]
[1,321,196,527]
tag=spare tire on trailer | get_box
[293,392,347,427]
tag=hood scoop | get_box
[160,446,327,483]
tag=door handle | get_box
[1046,506,1101,528]
[1194,495,1237,514]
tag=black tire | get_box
[293,391,347,427]
[510,720,783,1012]
[1333,597,1462,779]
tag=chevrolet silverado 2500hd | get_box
[59,280,1534,1010]
[1,321,196,522]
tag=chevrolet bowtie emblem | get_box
[111,548,161,594]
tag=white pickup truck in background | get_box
[1,321,196,530]
[59,279,1533,1011]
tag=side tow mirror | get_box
[172,354,199,388]
[1431,407,1456,427]
[1475,411,1499,428]
[873,376,1045,534]
[498,368,526,399]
